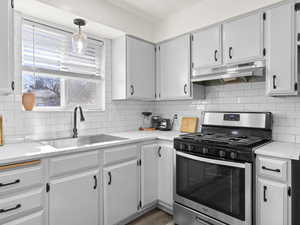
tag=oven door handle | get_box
[176,151,246,168]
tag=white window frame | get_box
[15,13,106,112]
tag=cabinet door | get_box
[103,160,139,225]
[0,0,14,95]
[141,143,158,207]
[158,145,174,206]
[49,170,99,225]
[158,34,191,100]
[265,3,296,96]
[127,36,155,100]
[192,25,222,71]
[257,178,288,225]
[223,12,263,64]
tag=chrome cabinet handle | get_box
[0,204,21,214]
[184,84,188,94]
[229,47,233,59]
[93,175,97,190]
[158,146,162,157]
[263,186,267,202]
[273,75,277,89]
[0,179,20,187]
[108,172,112,185]
[262,166,280,173]
[130,85,135,95]
[214,50,218,62]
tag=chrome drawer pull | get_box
[0,204,21,213]
[0,179,20,187]
[262,166,280,173]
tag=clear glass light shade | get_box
[72,31,87,54]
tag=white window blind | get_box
[21,18,105,110]
[22,19,104,81]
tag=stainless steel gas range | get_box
[173,111,273,225]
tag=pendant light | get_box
[72,18,87,54]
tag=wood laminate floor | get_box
[127,209,174,225]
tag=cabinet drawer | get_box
[3,211,44,225]
[104,145,138,165]
[257,157,288,182]
[0,189,43,222]
[49,151,99,177]
[0,161,43,194]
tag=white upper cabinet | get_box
[192,25,222,71]
[0,0,14,95]
[112,35,155,100]
[223,12,264,64]
[157,34,191,100]
[266,2,297,96]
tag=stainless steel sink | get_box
[43,134,128,149]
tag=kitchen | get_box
[0,0,299,225]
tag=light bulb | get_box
[72,31,87,54]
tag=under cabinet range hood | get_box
[191,60,265,83]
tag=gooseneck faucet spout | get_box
[73,106,85,138]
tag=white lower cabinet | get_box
[49,170,99,225]
[158,145,174,207]
[256,155,291,225]
[103,160,139,225]
[141,143,158,207]
[257,178,288,225]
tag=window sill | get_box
[22,107,105,112]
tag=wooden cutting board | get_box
[180,117,198,133]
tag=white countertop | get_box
[255,141,300,160]
[2,131,300,165]
[0,130,181,165]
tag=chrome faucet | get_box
[73,106,85,138]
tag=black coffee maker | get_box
[151,116,161,129]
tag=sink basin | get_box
[43,134,128,149]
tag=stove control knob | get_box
[203,147,209,154]
[187,145,194,151]
[180,144,186,150]
[219,151,226,158]
[230,152,238,159]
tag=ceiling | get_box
[15,0,125,39]
[105,0,201,22]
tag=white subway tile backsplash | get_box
[0,38,300,144]
[154,82,300,142]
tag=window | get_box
[21,19,105,110]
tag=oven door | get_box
[174,151,252,225]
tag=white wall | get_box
[154,0,283,42]
[36,0,155,41]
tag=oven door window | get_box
[176,155,245,220]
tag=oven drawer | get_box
[174,203,225,225]
[257,156,288,182]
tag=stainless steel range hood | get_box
[191,60,265,83]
